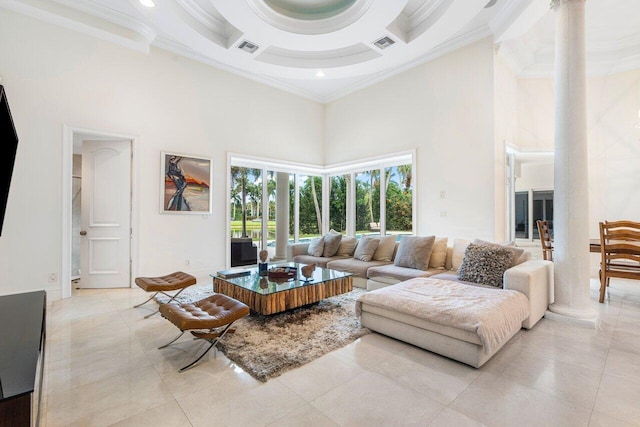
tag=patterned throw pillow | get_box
[393,235,436,270]
[307,237,325,257]
[457,243,514,287]
[322,232,343,257]
[472,239,525,268]
[353,236,380,262]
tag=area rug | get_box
[156,285,370,382]
[155,283,214,304]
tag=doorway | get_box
[506,149,554,242]
[532,190,554,239]
[62,126,139,298]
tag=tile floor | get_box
[42,277,640,427]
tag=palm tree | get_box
[385,167,394,193]
[230,186,241,221]
[230,167,262,238]
[367,170,380,225]
[266,170,277,221]
[230,166,249,237]
[397,164,412,191]
[310,176,322,233]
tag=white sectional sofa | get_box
[287,237,553,329]
[287,236,554,367]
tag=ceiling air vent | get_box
[238,40,259,54]
[373,36,395,50]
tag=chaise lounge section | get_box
[356,277,532,368]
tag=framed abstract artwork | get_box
[161,152,212,214]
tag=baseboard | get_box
[46,287,62,302]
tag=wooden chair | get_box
[536,220,553,261]
[599,220,640,303]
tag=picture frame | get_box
[161,151,212,214]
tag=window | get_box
[228,151,414,265]
[513,190,554,240]
[298,174,322,238]
[329,175,348,233]
[230,166,262,243]
[355,170,380,236]
[532,190,553,239]
[515,191,528,239]
[385,164,412,235]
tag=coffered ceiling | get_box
[1,0,638,102]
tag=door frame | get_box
[62,125,140,299]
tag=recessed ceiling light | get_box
[139,0,155,8]
[316,71,325,78]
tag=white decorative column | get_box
[546,0,598,327]
[274,172,290,260]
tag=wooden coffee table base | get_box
[213,276,353,315]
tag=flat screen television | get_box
[0,84,19,236]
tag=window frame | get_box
[227,150,415,267]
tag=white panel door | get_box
[80,140,131,288]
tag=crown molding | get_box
[152,36,325,103]
[323,24,493,103]
[0,0,155,52]
[52,0,156,43]
[517,53,640,79]
[590,32,640,53]
[499,30,640,79]
[155,22,493,104]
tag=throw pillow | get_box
[353,236,380,262]
[307,237,325,257]
[473,239,525,268]
[373,235,396,262]
[450,238,471,271]
[322,232,343,257]
[457,243,514,287]
[393,235,436,270]
[429,237,448,269]
[336,236,357,256]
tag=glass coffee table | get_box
[211,263,353,315]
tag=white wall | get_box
[516,79,555,151]
[494,52,520,241]
[587,70,640,232]
[516,70,640,236]
[0,10,324,298]
[325,38,497,241]
[515,162,554,192]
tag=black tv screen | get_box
[0,85,19,236]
